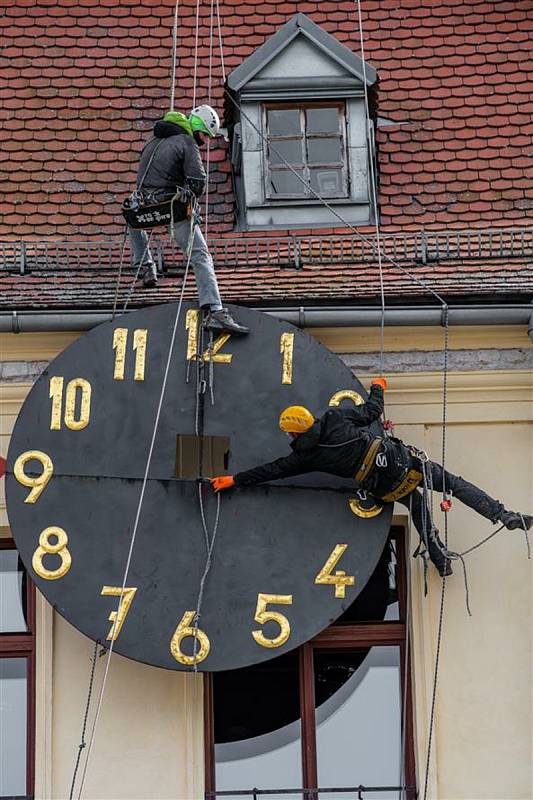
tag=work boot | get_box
[427,527,453,577]
[499,510,533,531]
[204,308,250,336]
[140,264,158,288]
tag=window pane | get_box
[306,107,340,134]
[267,109,302,136]
[215,652,303,799]
[269,169,306,196]
[307,137,343,165]
[0,550,27,633]
[315,647,402,800]
[309,168,344,196]
[268,138,304,166]
[0,658,27,798]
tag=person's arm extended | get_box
[183,137,206,197]
[340,381,385,427]
[234,451,309,487]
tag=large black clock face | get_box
[6,303,391,671]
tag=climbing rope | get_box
[68,640,100,800]
[75,226,196,799]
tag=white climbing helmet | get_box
[189,104,220,138]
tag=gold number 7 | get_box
[101,586,138,641]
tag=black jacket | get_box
[137,121,206,204]
[234,385,385,486]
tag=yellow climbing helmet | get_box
[279,405,315,434]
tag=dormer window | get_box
[266,103,349,200]
[228,13,377,231]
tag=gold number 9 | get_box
[32,527,72,580]
[14,450,54,503]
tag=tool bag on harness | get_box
[122,140,189,230]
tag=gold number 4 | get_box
[170,610,211,666]
[185,309,232,364]
[14,450,53,503]
[252,593,293,649]
[315,544,355,599]
[112,328,148,381]
[32,526,72,581]
[49,377,91,431]
[101,586,138,641]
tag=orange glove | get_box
[211,476,235,492]
[371,377,388,391]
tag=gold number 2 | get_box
[49,377,91,431]
[185,309,232,363]
[170,610,211,666]
[100,586,138,640]
[14,450,53,503]
[329,389,364,407]
[112,328,148,381]
[32,527,72,580]
[315,544,355,599]
[252,593,293,649]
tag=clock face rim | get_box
[6,302,392,671]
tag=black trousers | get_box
[396,459,505,563]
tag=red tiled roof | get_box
[1,256,532,311]
[1,0,532,240]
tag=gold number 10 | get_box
[49,377,91,431]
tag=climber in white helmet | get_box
[127,104,249,336]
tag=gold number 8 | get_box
[32,527,72,581]
[170,611,210,666]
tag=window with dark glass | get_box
[0,540,35,799]
[204,528,416,800]
[265,104,349,200]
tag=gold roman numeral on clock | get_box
[252,593,293,649]
[101,586,138,641]
[49,377,91,431]
[185,309,232,363]
[112,328,148,381]
[315,544,355,598]
[14,450,53,503]
[280,332,294,384]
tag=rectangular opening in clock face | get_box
[175,434,230,479]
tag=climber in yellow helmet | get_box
[211,377,532,577]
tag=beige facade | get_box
[1,323,532,799]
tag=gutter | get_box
[1,305,532,340]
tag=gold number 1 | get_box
[280,333,294,384]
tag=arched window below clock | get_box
[0,535,36,799]
[204,527,416,799]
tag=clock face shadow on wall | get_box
[6,303,391,672]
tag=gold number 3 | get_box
[252,593,293,649]
[32,527,72,580]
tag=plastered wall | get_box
[1,326,532,799]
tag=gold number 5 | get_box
[252,593,293,649]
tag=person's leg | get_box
[397,490,452,576]
[426,461,532,529]
[171,220,249,335]
[128,228,157,287]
